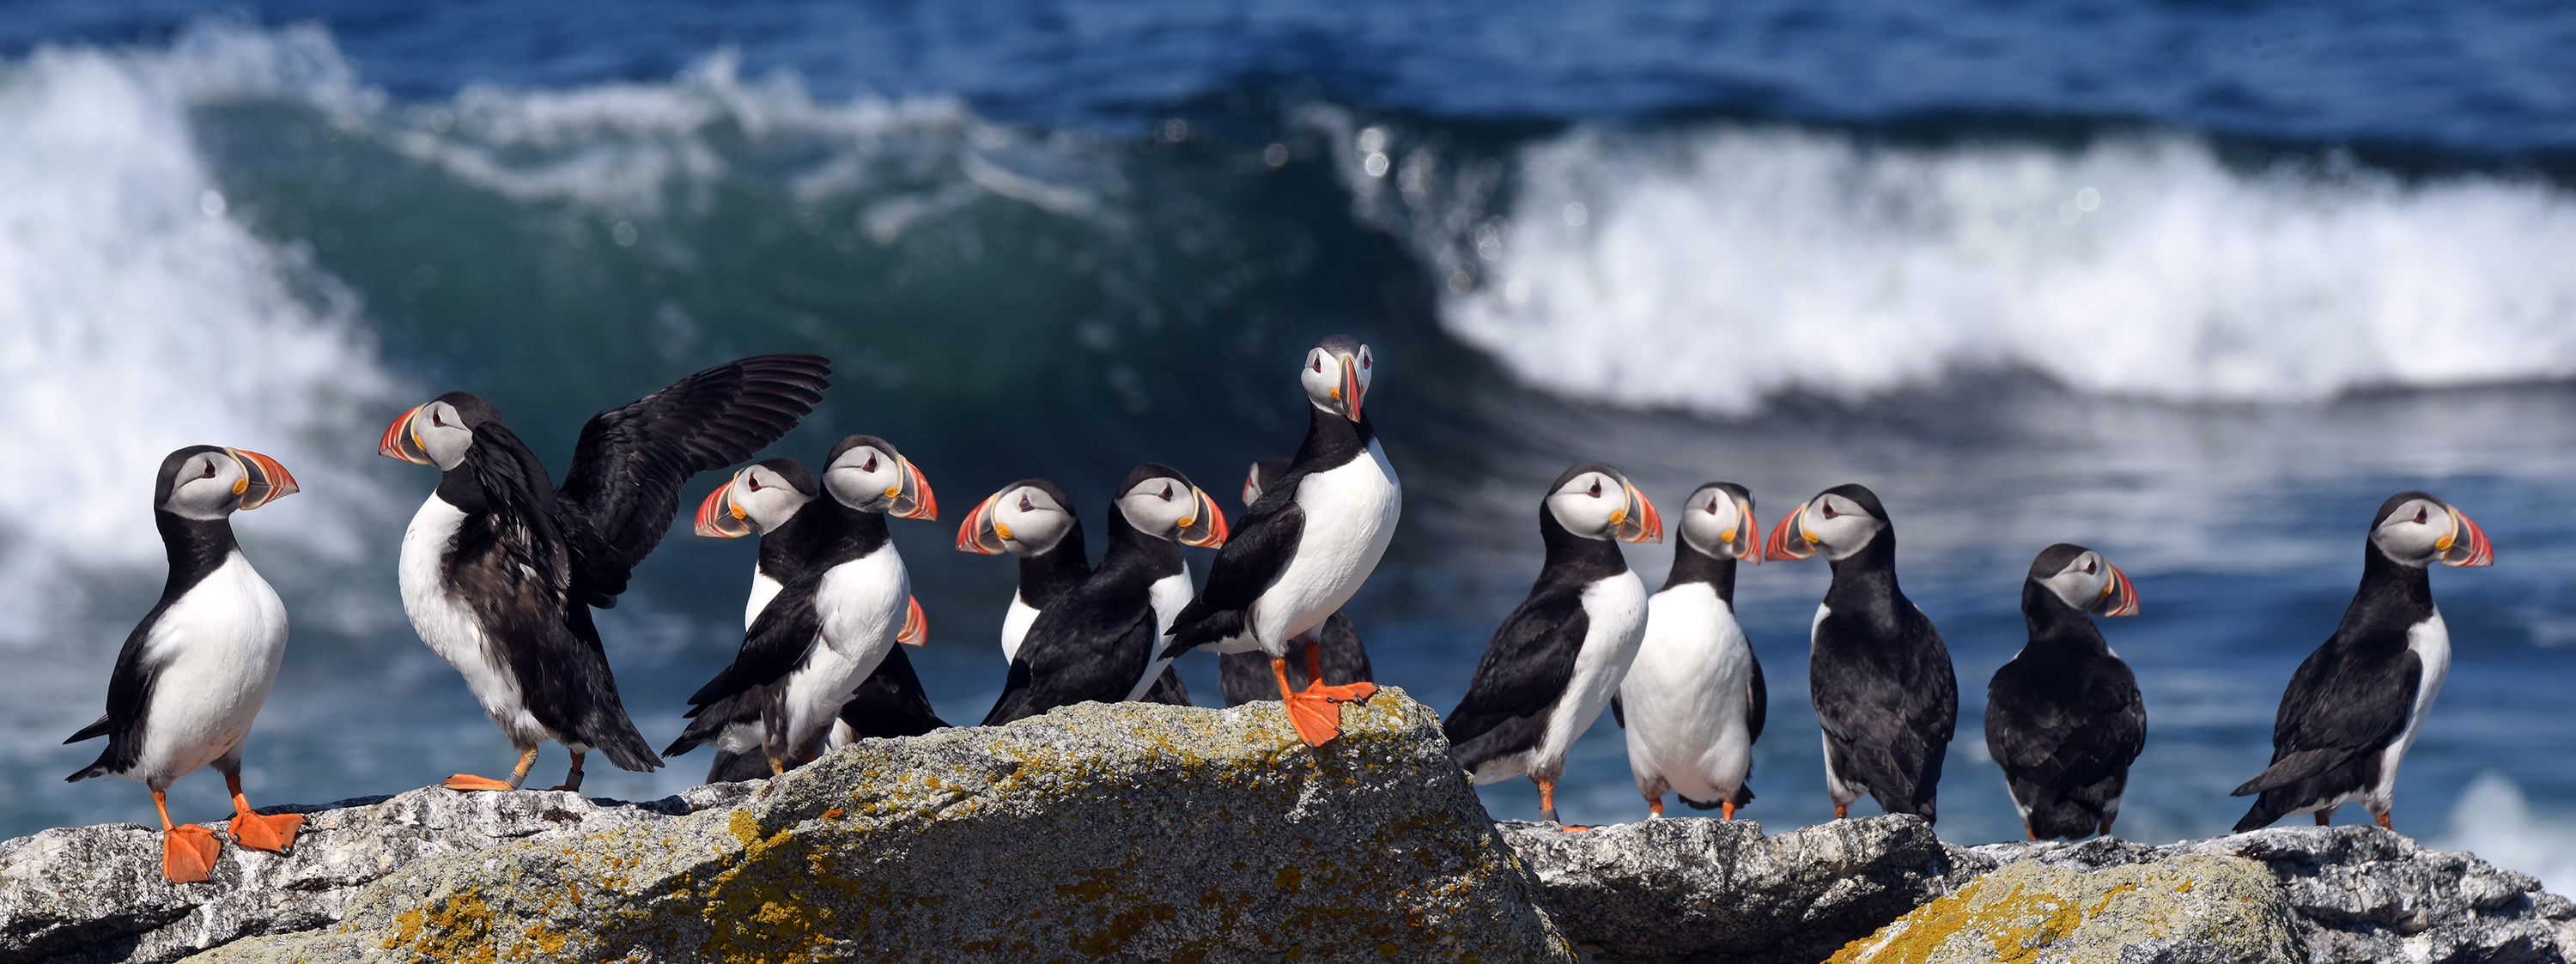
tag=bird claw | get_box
[1299,679,1377,704]
[441,774,519,792]
[1283,692,1346,747]
[162,825,220,882]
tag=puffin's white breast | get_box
[2369,611,2452,808]
[999,593,1042,664]
[1127,566,1197,701]
[398,494,542,743]
[1619,583,1758,803]
[129,552,289,787]
[1528,571,1649,778]
[1247,440,1401,653]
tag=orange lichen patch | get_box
[380,888,499,964]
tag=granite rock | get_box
[4,686,1577,964]
[1826,853,2301,963]
[1497,814,1994,964]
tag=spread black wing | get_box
[2232,629,2418,830]
[1162,488,1305,658]
[555,354,830,601]
[64,609,175,780]
[837,646,950,739]
[983,583,1156,725]
[1810,605,1957,821]
[1444,590,1589,775]
[683,577,825,710]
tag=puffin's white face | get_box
[959,484,1077,558]
[161,447,300,521]
[2372,494,2494,568]
[2035,548,2141,616]
[1116,476,1227,548]
[695,463,813,537]
[1300,340,1373,422]
[824,444,935,519]
[1545,469,1663,543]
[1768,490,1886,562]
[1676,485,1760,562]
[380,399,474,471]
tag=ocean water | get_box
[4,2,2575,891]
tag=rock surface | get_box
[1974,828,2576,964]
[1498,815,1990,964]
[1827,853,2302,963]
[3,687,1578,964]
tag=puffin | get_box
[1163,336,1400,746]
[1445,464,1663,828]
[379,354,830,791]
[958,478,1192,703]
[2231,491,2493,832]
[65,446,304,882]
[1613,482,1765,821]
[982,464,1224,725]
[665,437,935,779]
[1765,482,1958,822]
[698,648,949,785]
[1218,458,1375,706]
[1984,543,2145,840]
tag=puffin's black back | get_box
[1984,546,2145,840]
[1808,483,1957,822]
[1443,465,1631,773]
[2230,516,2439,831]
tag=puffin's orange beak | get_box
[957,490,1009,554]
[1732,498,1763,563]
[1765,502,1817,561]
[889,457,937,521]
[1340,355,1365,423]
[694,479,755,538]
[2441,506,2494,567]
[2093,562,2141,617]
[379,406,432,465]
[1613,482,1662,543]
[897,595,928,646]
[1177,488,1229,548]
[228,449,299,510]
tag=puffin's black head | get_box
[957,478,1081,558]
[823,434,936,520]
[1300,336,1375,423]
[693,458,816,538]
[1765,482,1890,562]
[378,391,500,471]
[2368,491,2494,568]
[2026,543,2140,617]
[1113,463,1226,548]
[1675,482,1761,562]
[1543,463,1663,543]
[155,445,300,521]
[1242,458,1294,507]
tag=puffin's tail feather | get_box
[2231,749,2343,797]
[706,749,775,785]
[64,714,111,744]
[1678,784,1753,810]
[2233,793,2294,833]
[1160,609,1249,660]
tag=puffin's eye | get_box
[864,456,879,472]
[1312,357,1324,373]
[1159,483,1174,500]
[2085,560,2098,574]
[1018,494,1033,512]
[1361,352,1370,369]
[1704,499,1719,514]
[201,463,217,479]
[1822,503,1838,519]
[747,476,761,491]
[1587,481,1602,497]
[431,413,443,427]
[2413,507,2429,524]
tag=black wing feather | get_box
[2234,640,2418,797]
[1162,497,1305,657]
[684,579,825,709]
[556,354,830,598]
[1745,646,1767,743]
[1444,591,1589,773]
[984,585,1157,725]
[64,612,173,780]
[1810,605,1957,819]
[836,646,950,739]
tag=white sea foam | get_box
[0,25,398,650]
[2433,772,2576,896]
[1404,124,2576,412]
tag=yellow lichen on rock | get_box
[1829,854,2300,964]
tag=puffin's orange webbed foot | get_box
[441,774,519,792]
[1283,691,1347,747]
[1300,679,1377,704]
[228,809,303,853]
[162,825,220,882]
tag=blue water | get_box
[4,0,2576,892]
